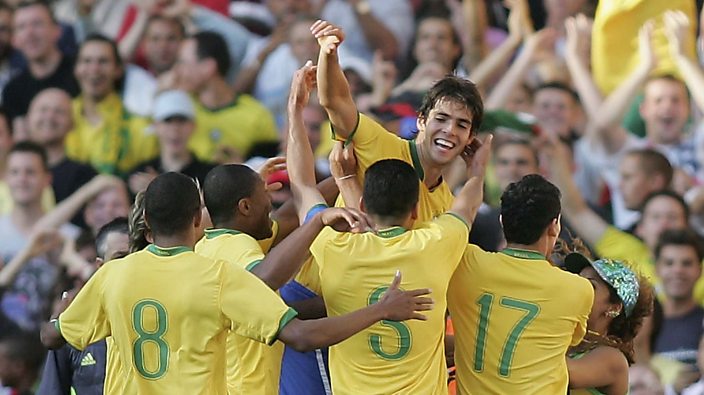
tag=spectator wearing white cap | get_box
[127,90,215,195]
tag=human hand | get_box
[638,20,658,72]
[310,20,345,55]
[376,271,434,321]
[461,134,493,179]
[289,60,317,110]
[565,14,592,65]
[27,229,64,259]
[258,157,287,192]
[506,0,533,40]
[664,10,693,59]
[329,141,357,180]
[320,207,374,233]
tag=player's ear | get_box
[416,115,427,133]
[95,257,104,269]
[411,204,418,220]
[547,216,560,237]
[237,198,250,216]
[359,197,366,212]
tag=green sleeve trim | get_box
[245,259,262,272]
[445,212,470,232]
[54,318,62,334]
[270,307,299,345]
[330,113,361,148]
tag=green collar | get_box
[146,244,192,257]
[501,248,545,260]
[408,141,424,181]
[377,227,407,238]
[204,228,241,239]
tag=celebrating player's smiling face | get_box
[417,98,474,166]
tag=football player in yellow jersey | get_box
[448,174,594,395]
[286,63,491,395]
[196,163,336,395]
[39,172,434,394]
[312,20,484,222]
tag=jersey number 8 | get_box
[132,299,170,380]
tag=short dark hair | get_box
[95,217,129,260]
[639,190,689,219]
[500,174,561,245]
[417,75,484,134]
[81,33,123,68]
[625,149,673,186]
[535,81,580,104]
[15,0,56,24]
[363,159,419,219]
[9,141,48,170]
[203,164,260,226]
[655,228,704,262]
[144,172,201,237]
[192,31,230,77]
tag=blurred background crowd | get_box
[0,0,703,394]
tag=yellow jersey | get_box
[66,94,158,175]
[57,244,297,394]
[310,213,470,395]
[448,245,593,395]
[190,95,278,162]
[595,225,704,306]
[195,228,284,395]
[333,113,454,222]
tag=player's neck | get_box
[152,232,196,250]
[198,78,234,110]
[504,242,550,259]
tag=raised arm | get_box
[329,141,363,209]
[485,28,557,110]
[542,135,607,247]
[665,11,704,113]
[585,21,656,153]
[312,20,359,137]
[279,271,432,352]
[564,14,602,121]
[449,135,493,224]
[468,0,528,89]
[34,175,124,231]
[250,208,372,290]
[287,62,328,224]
